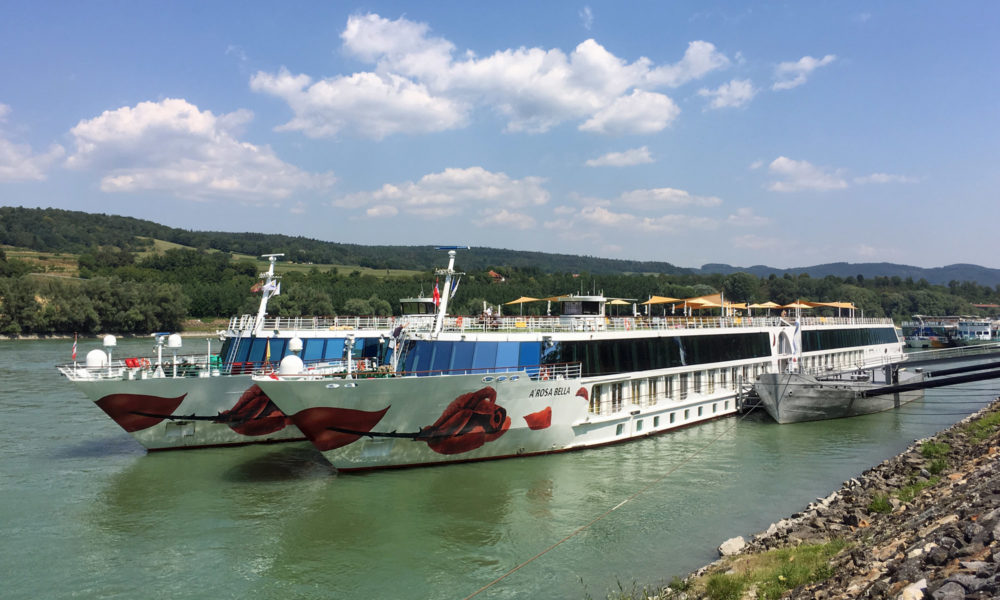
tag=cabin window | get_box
[636,419,643,432]
[693,371,702,394]
[589,385,601,415]
[616,423,624,436]
[680,373,689,400]
[698,406,703,417]
[611,383,624,412]
[684,409,690,420]
[631,380,642,406]
[654,416,660,427]
[669,413,675,424]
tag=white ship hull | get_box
[755,369,924,424]
[67,370,304,450]
[254,369,740,471]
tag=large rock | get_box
[718,536,746,556]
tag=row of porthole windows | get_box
[613,400,732,435]
[589,365,766,416]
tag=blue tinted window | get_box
[229,337,253,363]
[302,339,324,361]
[518,342,541,368]
[269,338,287,361]
[324,339,346,360]
[452,341,475,372]
[359,337,382,358]
[472,342,498,372]
[415,341,433,373]
[247,338,268,363]
[496,342,519,370]
[431,342,455,372]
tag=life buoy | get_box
[540,367,550,381]
[456,316,464,327]
[141,358,150,369]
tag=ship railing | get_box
[226,314,402,334]
[56,352,222,381]
[55,354,366,381]
[793,352,910,378]
[431,315,894,334]
[905,342,1000,363]
[263,361,582,381]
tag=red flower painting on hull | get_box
[94,385,291,436]
[292,406,391,451]
[523,406,552,430]
[416,387,510,455]
[215,385,289,436]
[296,386,511,456]
[96,393,187,432]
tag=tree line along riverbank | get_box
[642,399,1000,600]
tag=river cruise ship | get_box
[253,249,907,471]
[56,254,406,450]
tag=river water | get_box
[3,338,998,600]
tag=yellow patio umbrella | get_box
[781,301,813,309]
[640,295,681,305]
[504,296,540,316]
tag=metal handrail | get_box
[224,313,895,336]
[262,361,583,382]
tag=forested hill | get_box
[0,206,688,275]
[697,262,1000,288]
[3,206,999,286]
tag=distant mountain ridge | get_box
[696,262,1000,288]
[2,206,998,286]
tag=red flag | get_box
[433,279,441,306]
[72,333,77,361]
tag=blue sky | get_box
[2,2,997,269]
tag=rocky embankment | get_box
[686,399,1000,600]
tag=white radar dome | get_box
[288,337,303,353]
[86,349,109,368]
[102,334,117,348]
[278,354,304,375]
[167,334,183,348]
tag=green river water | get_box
[2,338,998,599]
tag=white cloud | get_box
[253,14,729,138]
[698,78,756,109]
[854,172,918,184]
[646,41,731,87]
[250,69,466,140]
[617,187,721,208]
[772,54,836,91]
[585,146,653,167]
[766,156,847,192]
[732,234,782,250]
[575,206,716,233]
[580,6,594,30]
[0,103,66,182]
[478,208,536,229]
[337,166,549,219]
[579,89,680,134]
[65,98,334,200]
[727,207,769,227]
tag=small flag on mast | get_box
[265,338,271,364]
[72,333,77,362]
[433,279,441,306]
